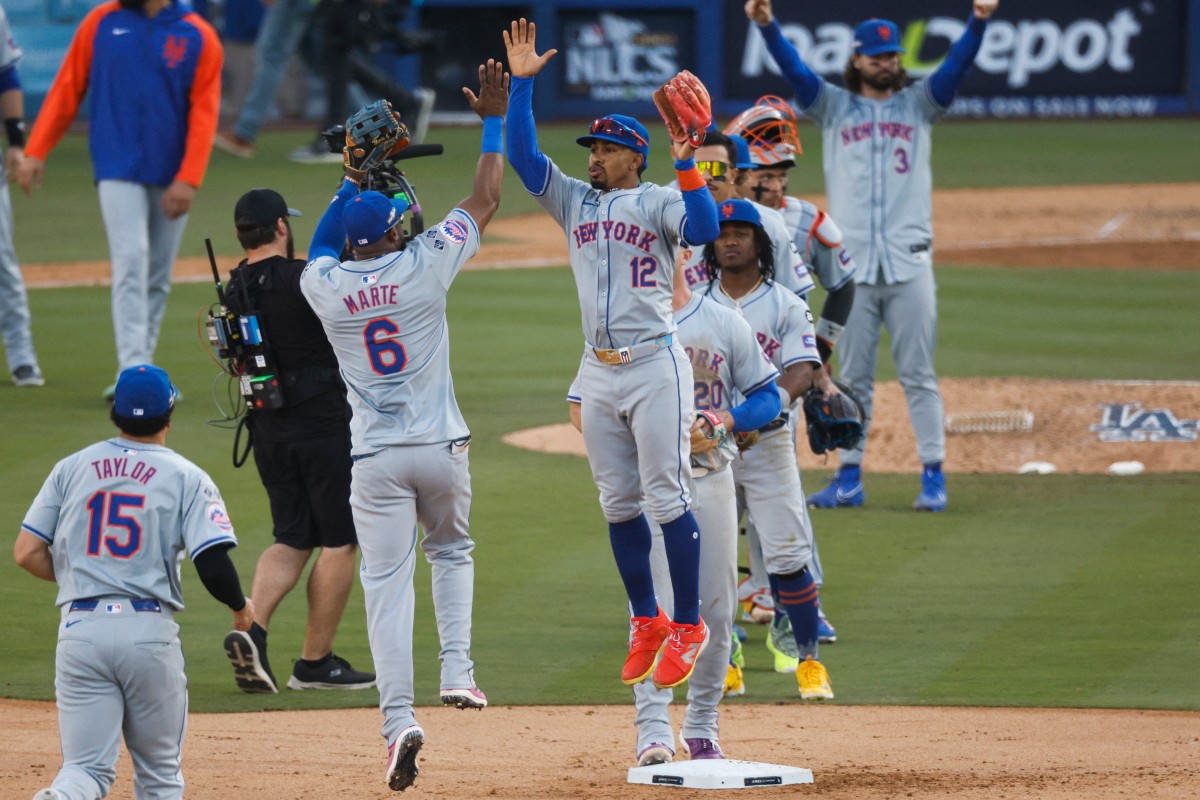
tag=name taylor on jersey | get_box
[90,456,157,485]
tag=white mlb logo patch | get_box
[106,603,122,614]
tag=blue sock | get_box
[659,510,701,625]
[775,569,820,658]
[608,514,657,618]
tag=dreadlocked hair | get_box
[700,226,776,291]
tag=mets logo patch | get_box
[440,219,468,244]
[207,502,233,531]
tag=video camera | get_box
[203,239,285,412]
[319,125,444,245]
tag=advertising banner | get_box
[724,0,1188,117]
[557,9,695,104]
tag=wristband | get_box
[675,158,705,192]
[4,118,25,149]
[814,316,844,348]
[481,116,503,153]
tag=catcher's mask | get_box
[724,96,801,168]
[577,115,651,169]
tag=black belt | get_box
[69,598,161,613]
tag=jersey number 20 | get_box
[86,491,144,558]
[364,318,407,375]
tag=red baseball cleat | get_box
[621,608,671,685]
[652,617,710,689]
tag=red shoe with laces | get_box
[652,617,710,689]
[621,608,671,685]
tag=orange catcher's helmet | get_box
[723,95,802,168]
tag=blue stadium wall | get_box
[12,0,1200,120]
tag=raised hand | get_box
[973,0,999,19]
[503,18,558,78]
[463,59,510,119]
[744,0,774,26]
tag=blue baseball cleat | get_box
[913,463,947,512]
[807,465,865,508]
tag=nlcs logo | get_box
[1089,403,1199,442]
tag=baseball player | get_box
[503,18,720,691]
[16,364,254,800]
[299,62,507,792]
[16,0,222,398]
[568,263,783,765]
[725,105,857,646]
[0,4,42,387]
[747,0,1001,511]
[699,198,834,700]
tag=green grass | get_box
[2,118,1198,712]
[13,119,1200,263]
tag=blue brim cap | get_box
[717,199,763,228]
[344,191,410,247]
[854,18,906,56]
[113,364,178,418]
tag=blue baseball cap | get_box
[717,199,762,228]
[114,364,178,418]
[343,191,411,247]
[853,18,906,56]
[577,114,651,169]
[729,134,755,170]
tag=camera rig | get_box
[319,124,444,245]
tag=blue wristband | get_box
[674,156,696,171]
[482,116,503,153]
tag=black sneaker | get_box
[224,623,278,694]
[12,365,44,387]
[287,653,376,690]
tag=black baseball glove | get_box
[802,381,864,455]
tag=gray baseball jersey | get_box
[0,5,37,374]
[702,280,819,575]
[301,207,481,747]
[301,209,478,453]
[534,159,700,523]
[779,196,856,293]
[21,435,236,800]
[22,437,237,609]
[678,200,813,298]
[802,83,943,285]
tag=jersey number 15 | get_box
[86,491,144,558]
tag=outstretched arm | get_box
[308,178,359,262]
[927,1,998,106]
[745,0,822,108]
[503,19,557,191]
[456,60,509,233]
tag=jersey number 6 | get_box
[364,317,408,375]
[86,491,144,559]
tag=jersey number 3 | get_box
[364,317,407,375]
[86,491,144,558]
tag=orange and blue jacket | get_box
[24,0,222,188]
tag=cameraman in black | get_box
[221,188,376,693]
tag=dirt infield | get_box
[3,699,1198,799]
[8,183,1197,797]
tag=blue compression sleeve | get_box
[759,19,822,108]
[678,158,720,245]
[928,16,988,107]
[728,380,783,432]
[505,76,552,193]
[308,178,359,261]
[0,67,20,94]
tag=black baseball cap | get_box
[234,188,301,230]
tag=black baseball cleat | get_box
[386,725,424,791]
[287,653,376,690]
[224,623,278,694]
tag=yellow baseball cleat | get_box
[797,656,834,701]
[723,663,745,697]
